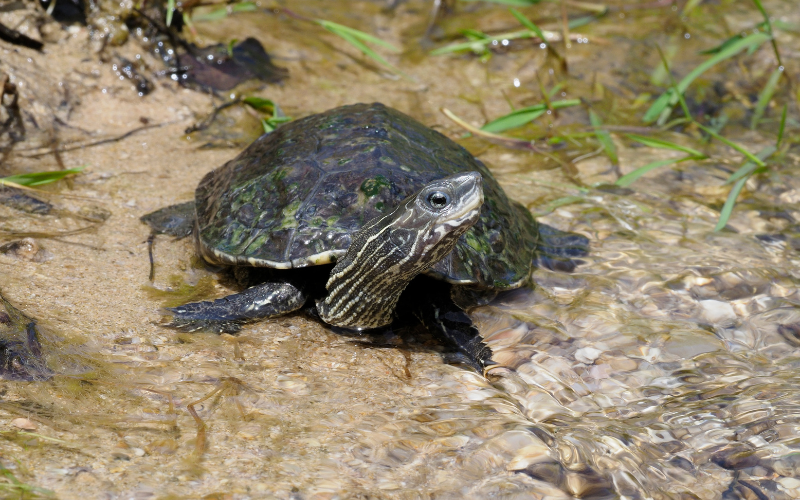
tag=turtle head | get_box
[317,172,484,329]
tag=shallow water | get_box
[1,0,799,498]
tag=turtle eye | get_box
[426,191,450,210]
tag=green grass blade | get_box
[166,0,175,26]
[430,39,493,55]
[568,15,599,29]
[316,19,400,52]
[265,117,292,129]
[484,109,547,133]
[317,23,405,76]
[696,123,766,167]
[461,29,490,40]
[547,83,565,98]
[0,166,85,187]
[430,30,533,55]
[697,33,738,55]
[726,145,776,183]
[193,9,227,22]
[482,99,580,133]
[752,0,782,66]
[714,176,748,231]
[643,90,678,124]
[643,32,770,124]
[625,134,706,157]
[566,1,608,14]
[461,0,543,5]
[589,109,618,165]
[777,104,788,148]
[334,30,399,72]
[615,157,688,187]
[509,8,546,40]
[228,2,257,13]
[773,20,800,33]
[192,2,257,22]
[681,0,703,13]
[676,33,770,94]
[698,26,766,55]
[750,67,783,129]
[242,97,276,111]
[532,195,585,216]
[430,40,490,55]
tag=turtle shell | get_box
[195,103,540,290]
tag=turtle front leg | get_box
[168,281,307,333]
[406,279,493,372]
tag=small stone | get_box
[563,466,613,497]
[11,418,37,430]
[236,424,262,440]
[778,324,800,347]
[506,443,553,470]
[77,204,111,222]
[298,437,320,447]
[523,461,564,485]
[275,374,310,395]
[699,300,737,324]
[132,447,145,457]
[574,156,616,185]
[642,346,661,362]
[0,238,48,261]
[575,347,602,364]
[710,445,759,470]
[607,357,638,372]
[72,471,100,488]
[777,477,800,489]
[773,454,800,476]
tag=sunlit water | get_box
[1,0,799,498]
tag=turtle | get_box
[142,103,588,370]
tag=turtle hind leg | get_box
[535,223,590,273]
[167,281,307,333]
[140,201,196,238]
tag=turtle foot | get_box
[167,317,245,334]
[164,281,308,333]
[535,223,590,273]
[140,201,195,238]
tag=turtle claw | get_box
[482,359,502,377]
[166,315,244,334]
